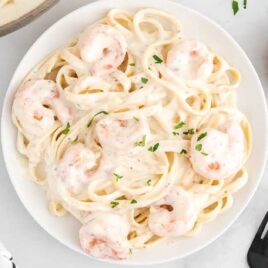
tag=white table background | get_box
[0,0,267,267]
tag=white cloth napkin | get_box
[0,243,18,268]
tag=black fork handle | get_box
[247,212,268,268]
[254,212,268,241]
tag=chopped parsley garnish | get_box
[174,121,185,129]
[148,143,159,152]
[141,77,148,84]
[180,149,187,155]
[129,248,133,254]
[135,135,146,147]
[202,152,208,156]
[113,173,123,182]
[197,132,207,142]
[62,122,71,134]
[87,111,108,128]
[133,116,139,122]
[56,122,71,140]
[130,199,137,204]
[111,201,119,208]
[243,0,247,9]
[129,63,135,66]
[195,144,202,152]
[232,0,239,15]
[183,128,195,135]
[147,179,152,186]
[153,54,163,64]
[172,131,180,136]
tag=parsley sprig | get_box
[113,173,123,182]
[153,55,163,64]
[197,132,207,142]
[174,121,185,129]
[135,135,146,147]
[180,149,187,155]
[111,201,119,208]
[141,77,148,84]
[195,144,202,152]
[56,122,71,140]
[183,128,195,135]
[232,0,247,15]
[148,143,159,152]
[232,0,239,15]
[173,121,185,136]
[195,143,208,156]
[87,111,108,128]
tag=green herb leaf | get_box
[111,201,119,208]
[180,149,187,155]
[62,122,71,135]
[141,77,148,84]
[197,132,207,142]
[243,0,247,9]
[153,54,163,64]
[129,63,135,66]
[56,122,71,140]
[232,0,239,15]
[172,131,180,136]
[135,135,146,147]
[201,152,208,156]
[129,248,133,254]
[133,116,140,122]
[189,129,195,134]
[113,173,123,182]
[130,199,137,204]
[183,128,195,135]
[174,121,185,129]
[147,179,152,186]
[195,144,202,151]
[148,143,159,152]
[87,111,108,128]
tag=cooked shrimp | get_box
[95,116,150,152]
[78,24,127,76]
[13,80,73,140]
[190,121,245,180]
[148,187,197,237]
[79,212,130,260]
[57,143,100,194]
[166,40,214,83]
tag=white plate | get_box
[1,0,268,265]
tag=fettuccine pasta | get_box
[12,8,252,260]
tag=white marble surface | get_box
[0,0,267,267]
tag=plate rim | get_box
[0,0,59,37]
